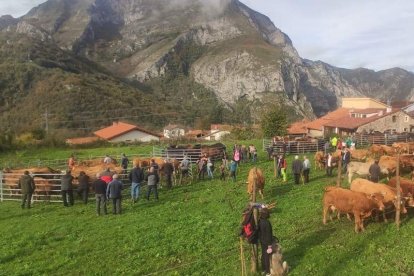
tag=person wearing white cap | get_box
[106,174,123,214]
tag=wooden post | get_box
[396,151,401,229]
[251,170,258,273]
[274,156,277,178]
[336,153,342,187]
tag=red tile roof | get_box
[306,108,351,130]
[94,122,161,140]
[288,119,310,134]
[324,110,400,129]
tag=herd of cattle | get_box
[314,143,414,184]
[1,143,228,200]
[3,141,414,233]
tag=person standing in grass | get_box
[280,155,287,182]
[146,167,159,200]
[77,171,90,204]
[326,153,333,177]
[229,159,238,182]
[219,162,226,181]
[207,157,214,179]
[342,148,351,173]
[18,171,35,209]
[258,208,273,276]
[163,159,174,189]
[106,174,123,214]
[61,170,74,207]
[369,160,381,183]
[93,173,107,216]
[121,153,129,175]
[302,156,311,184]
[68,154,76,170]
[292,155,303,185]
[180,155,190,178]
[100,168,113,184]
[129,161,144,203]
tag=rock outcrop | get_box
[2,0,414,123]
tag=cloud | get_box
[165,0,231,18]
[239,0,414,72]
[0,0,47,17]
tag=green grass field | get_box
[1,142,414,275]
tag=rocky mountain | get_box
[1,0,414,134]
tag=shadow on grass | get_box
[320,226,383,275]
[285,227,335,272]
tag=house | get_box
[287,119,310,136]
[204,129,231,141]
[94,121,161,143]
[163,124,185,139]
[305,97,414,137]
[305,108,350,137]
[204,124,232,141]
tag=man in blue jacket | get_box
[106,174,123,214]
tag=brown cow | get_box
[350,178,407,222]
[392,142,410,154]
[322,186,385,233]
[369,145,384,157]
[380,145,396,156]
[247,167,265,199]
[314,151,325,170]
[2,167,60,197]
[387,177,414,206]
[350,149,370,161]
[379,155,398,176]
[71,164,122,181]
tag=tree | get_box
[260,107,288,138]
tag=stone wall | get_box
[357,111,414,133]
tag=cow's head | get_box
[404,193,414,207]
[393,196,408,214]
[369,193,385,211]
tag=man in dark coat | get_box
[18,171,35,209]
[129,162,144,203]
[92,173,107,215]
[163,159,174,189]
[121,153,129,175]
[106,174,123,214]
[77,171,90,204]
[291,155,303,185]
[369,160,381,183]
[61,170,74,207]
[259,208,273,275]
[342,148,351,173]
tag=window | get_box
[405,116,409,122]
[362,115,367,118]
[404,128,408,132]
[392,116,397,123]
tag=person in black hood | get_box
[61,170,74,207]
[259,208,273,276]
[77,171,90,204]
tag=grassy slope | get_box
[1,141,414,275]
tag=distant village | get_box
[66,97,414,145]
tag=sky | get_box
[0,0,413,72]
